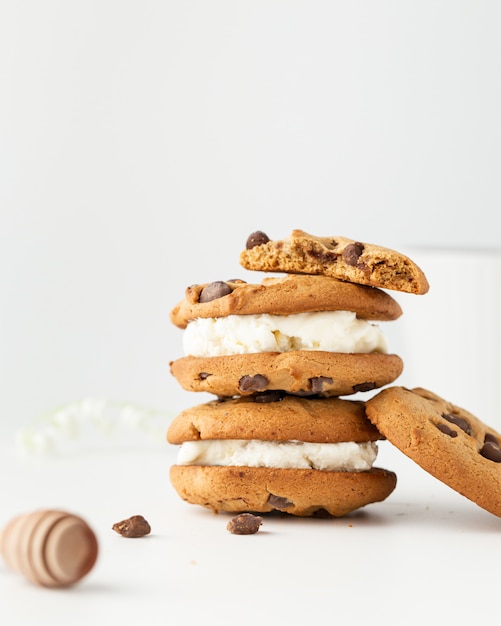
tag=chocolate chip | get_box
[246,231,270,249]
[199,281,233,303]
[484,433,499,444]
[343,242,365,266]
[436,423,458,437]
[480,434,501,462]
[442,413,472,435]
[309,376,333,394]
[353,382,377,393]
[307,249,337,264]
[253,390,285,403]
[238,374,268,392]
[112,515,151,538]
[199,372,211,380]
[227,513,263,535]
[267,494,293,510]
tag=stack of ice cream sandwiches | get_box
[167,229,429,517]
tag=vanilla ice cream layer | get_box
[176,440,378,471]
[183,311,388,357]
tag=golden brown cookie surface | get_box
[168,390,396,517]
[169,465,397,517]
[170,273,402,329]
[366,386,501,517]
[240,229,429,295]
[167,394,383,445]
[170,351,403,397]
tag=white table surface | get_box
[1,433,499,625]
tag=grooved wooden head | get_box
[0,509,98,587]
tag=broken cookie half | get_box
[240,229,429,295]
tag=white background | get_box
[1,4,501,623]
[2,1,501,440]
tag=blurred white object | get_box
[16,399,175,456]
[395,248,501,427]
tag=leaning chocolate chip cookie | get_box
[167,394,397,517]
[240,229,429,295]
[366,386,501,517]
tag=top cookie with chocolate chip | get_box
[240,229,429,295]
[366,386,501,517]
[170,273,402,329]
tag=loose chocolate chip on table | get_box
[199,281,233,303]
[442,413,472,435]
[480,434,501,463]
[227,513,263,535]
[246,230,270,249]
[239,374,269,392]
[112,515,151,538]
[343,242,365,266]
[267,494,293,510]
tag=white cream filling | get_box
[183,311,388,357]
[176,439,378,471]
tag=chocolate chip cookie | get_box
[170,351,403,397]
[167,394,397,517]
[240,229,429,295]
[170,273,402,329]
[366,386,501,516]
[167,394,384,444]
[169,272,403,398]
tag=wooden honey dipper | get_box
[0,509,98,587]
